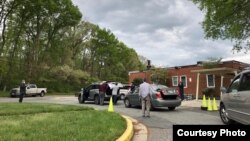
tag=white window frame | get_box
[180,75,187,88]
[206,74,215,87]
[172,76,178,86]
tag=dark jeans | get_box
[180,92,184,100]
[19,93,25,103]
[112,95,117,105]
[99,92,105,105]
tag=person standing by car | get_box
[112,83,119,105]
[130,82,136,93]
[19,80,26,103]
[139,78,151,118]
[99,81,107,105]
[178,80,184,101]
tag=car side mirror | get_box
[220,87,227,94]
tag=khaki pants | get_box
[141,95,151,116]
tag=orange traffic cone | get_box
[201,95,207,110]
[108,97,114,112]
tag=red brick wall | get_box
[167,66,202,97]
[129,72,145,83]
[128,61,249,99]
[129,71,153,84]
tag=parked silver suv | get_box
[220,70,250,124]
[77,82,112,105]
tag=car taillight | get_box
[156,92,162,99]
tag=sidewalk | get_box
[180,99,220,108]
[180,100,202,107]
[118,99,220,141]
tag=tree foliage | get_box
[0,0,143,92]
[132,78,143,86]
[202,57,222,69]
[192,0,250,52]
[150,68,168,85]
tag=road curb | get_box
[116,115,134,141]
[130,119,148,141]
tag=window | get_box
[93,85,99,89]
[180,76,187,88]
[29,84,36,88]
[228,76,240,93]
[240,72,250,91]
[206,74,215,87]
[172,76,178,86]
[85,85,92,91]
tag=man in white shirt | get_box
[112,83,119,105]
[139,78,151,117]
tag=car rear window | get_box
[151,85,168,91]
[121,85,131,89]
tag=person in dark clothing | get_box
[130,82,136,93]
[19,80,26,103]
[178,81,184,101]
[99,81,107,105]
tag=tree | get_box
[0,0,144,91]
[85,26,143,82]
[150,68,168,85]
[192,0,250,52]
[202,57,222,69]
[0,0,82,90]
[0,0,19,55]
[132,78,143,86]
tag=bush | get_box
[132,78,143,86]
[202,88,215,97]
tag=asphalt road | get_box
[0,96,223,141]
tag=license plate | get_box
[168,90,173,93]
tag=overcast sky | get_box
[72,0,250,67]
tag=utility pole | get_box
[147,60,151,70]
[146,60,151,83]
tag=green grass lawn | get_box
[0,91,9,97]
[0,103,126,141]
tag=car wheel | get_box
[168,107,176,111]
[220,104,233,124]
[40,92,45,97]
[78,95,85,104]
[124,98,131,108]
[120,94,125,100]
[94,95,100,105]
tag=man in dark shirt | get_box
[19,80,26,103]
[178,81,184,101]
[99,81,107,105]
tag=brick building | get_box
[128,60,249,99]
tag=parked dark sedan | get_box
[124,84,182,110]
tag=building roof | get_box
[128,60,250,73]
[191,67,238,75]
[168,60,249,69]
